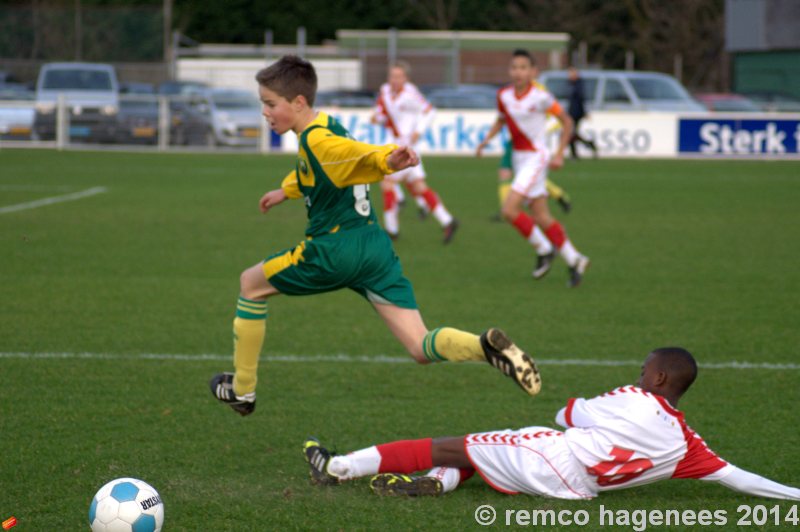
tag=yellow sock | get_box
[232,297,267,395]
[546,179,564,201]
[498,182,511,207]
[422,327,484,362]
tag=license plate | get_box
[69,126,90,137]
[133,127,156,137]
[240,128,259,138]
[9,127,31,135]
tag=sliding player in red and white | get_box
[372,61,459,243]
[304,347,800,501]
[477,49,589,286]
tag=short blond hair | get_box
[392,60,412,76]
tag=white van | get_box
[539,70,705,112]
[33,62,120,142]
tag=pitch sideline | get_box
[0,351,798,370]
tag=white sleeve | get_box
[702,465,800,500]
[555,398,599,429]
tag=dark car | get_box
[741,91,800,113]
[693,93,761,113]
[315,90,376,108]
[422,84,497,109]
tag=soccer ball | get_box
[88,478,164,532]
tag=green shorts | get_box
[262,223,418,309]
[500,139,513,170]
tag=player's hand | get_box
[476,142,487,158]
[409,132,420,145]
[387,146,419,171]
[259,189,287,214]
[549,152,564,170]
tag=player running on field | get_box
[209,56,540,416]
[372,61,459,243]
[304,347,800,501]
[477,50,589,286]
[498,140,572,217]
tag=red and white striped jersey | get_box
[497,82,563,152]
[374,82,434,146]
[556,385,728,492]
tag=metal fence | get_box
[0,93,277,153]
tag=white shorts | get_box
[387,159,426,183]
[511,150,550,199]
[465,426,596,500]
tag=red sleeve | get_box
[564,397,577,427]
[672,428,728,479]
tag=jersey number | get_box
[586,447,654,486]
[353,184,370,216]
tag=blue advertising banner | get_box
[679,118,800,156]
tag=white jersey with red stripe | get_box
[496,82,563,152]
[556,385,728,493]
[374,82,434,146]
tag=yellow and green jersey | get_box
[281,112,397,237]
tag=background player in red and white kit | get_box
[372,61,459,243]
[304,347,800,501]
[477,50,589,287]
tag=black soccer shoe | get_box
[418,206,429,221]
[209,372,256,416]
[303,437,340,486]
[443,218,459,244]
[370,473,443,497]
[568,255,591,288]
[532,251,556,280]
[557,195,572,214]
[480,328,542,396]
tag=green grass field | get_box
[1,149,799,531]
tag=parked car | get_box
[120,82,155,95]
[156,81,217,146]
[33,62,120,142]
[539,70,706,112]
[740,91,800,113]
[207,88,262,146]
[693,93,761,113]
[0,83,35,140]
[422,84,497,109]
[115,92,218,147]
[316,90,376,108]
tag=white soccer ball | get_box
[88,477,164,532]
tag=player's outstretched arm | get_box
[476,117,505,157]
[387,145,420,172]
[704,466,800,500]
[259,189,287,214]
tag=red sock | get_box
[376,438,433,474]
[459,468,476,483]
[544,221,566,248]
[383,188,397,211]
[421,189,439,210]
[512,212,535,238]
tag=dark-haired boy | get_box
[304,348,800,501]
[209,56,541,416]
[477,49,589,287]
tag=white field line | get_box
[0,186,107,214]
[0,351,798,370]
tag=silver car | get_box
[206,88,262,147]
[33,62,120,142]
[539,70,705,112]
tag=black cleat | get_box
[418,207,429,220]
[568,255,590,288]
[387,231,400,241]
[443,218,459,244]
[303,438,340,486]
[370,473,443,497]
[480,328,542,396]
[209,372,256,416]
[557,196,572,214]
[532,252,556,280]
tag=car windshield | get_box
[43,69,112,91]
[629,77,686,101]
[212,93,260,111]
